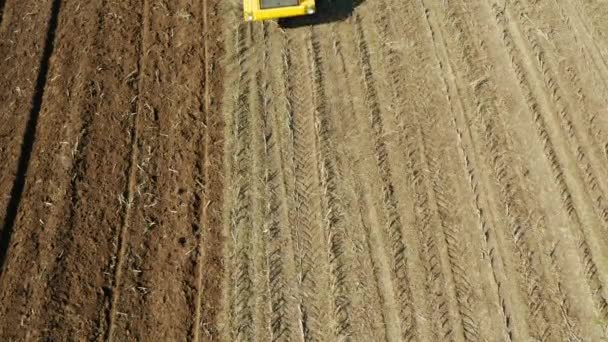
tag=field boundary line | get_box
[0,0,62,276]
[104,0,149,339]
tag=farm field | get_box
[2,0,608,340]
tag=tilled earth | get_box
[2,0,608,340]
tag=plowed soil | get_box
[2,0,608,340]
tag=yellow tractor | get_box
[243,0,316,21]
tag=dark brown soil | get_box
[0,0,224,340]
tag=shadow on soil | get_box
[0,0,63,275]
[277,0,364,28]
[0,0,6,27]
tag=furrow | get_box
[105,0,215,339]
[195,0,227,340]
[489,0,608,324]
[37,1,105,336]
[0,0,122,339]
[353,13,417,342]
[105,0,150,340]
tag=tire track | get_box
[497,28,589,335]
[548,244,583,341]
[438,2,573,340]
[255,22,281,342]
[255,22,301,342]
[565,0,608,83]
[283,27,325,341]
[353,13,417,342]
[326,23,394,341]
[351,179,400,342]
[419,7,491,337]
[256,27,284,341]
[561,64,608,165]
[226,21,256,342]
[489,0,608,325]
[283,27,333,342]
[507,0,608,226]
[453,117,514,342]
[429,147,481,342]
[215,6,241,341]
[419,0,532,340]
[403,24,486,337]
[371,0,470,339]
[548,0,608,164]
[307,26,355,340]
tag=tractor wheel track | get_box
[489,0,608,330]
[353,13,420,342]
